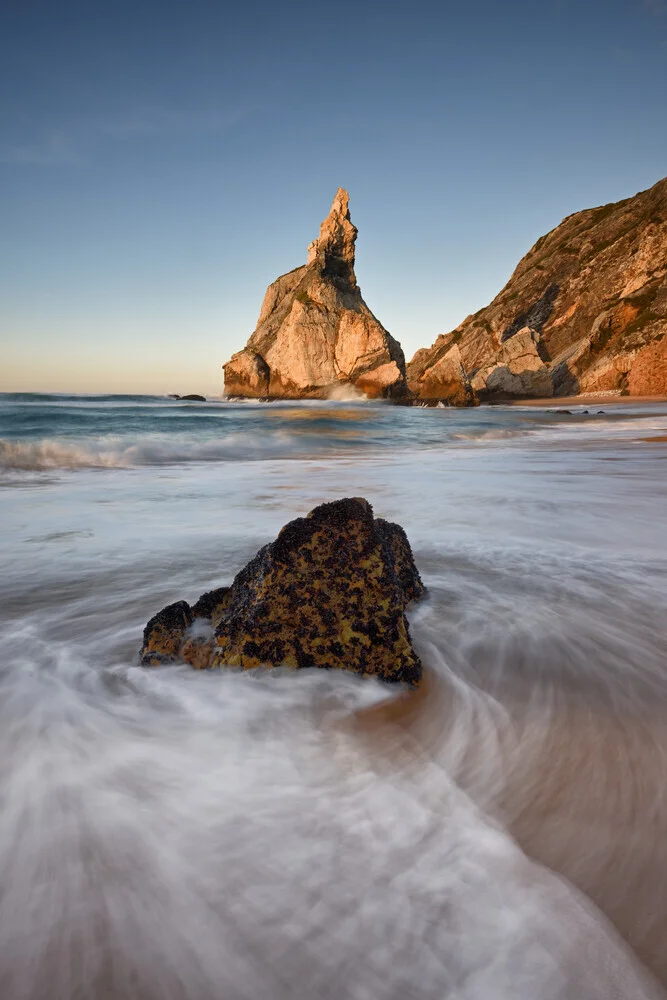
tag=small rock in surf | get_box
[140,498,425,684]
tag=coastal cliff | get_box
[408,176,667,399]
[223,189,408,400]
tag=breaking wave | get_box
[2,394,667,476]
[0,433,313,470]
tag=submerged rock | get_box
[140,498,425,684]
[223,190,408,400]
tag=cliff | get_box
[408,176,667,399]
[224,189,408,399]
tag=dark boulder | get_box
[140,498,425,685]
[140,601,193,666]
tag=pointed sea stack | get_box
[223,189,408,399]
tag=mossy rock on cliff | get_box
[140,498,425,685]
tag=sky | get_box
[1,0,666,395]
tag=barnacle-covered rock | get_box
[140,601,193,666]
[181,630,215,670]
[140,498,425,684]
[211,498,424,684]
[139,588,232,668]
[191,586,232,626]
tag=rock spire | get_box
[306,187,358,284]
[223,189,408,399]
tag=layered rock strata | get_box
[224,189,408,399]
[407,176,667,399]
[140,498,425,685]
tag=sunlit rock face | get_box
[223,189,408,400]
[140,497,425,685]
[407,343,478,406]
[471,328,554,399]
[408,175,667,399]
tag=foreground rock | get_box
[140,498,425,684]
[407,175,667,399]
[223,189,408,400]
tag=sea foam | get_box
[0,433,304,470]
[1,396,667,999]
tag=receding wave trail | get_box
[0,651,663,998]
[2,544,667,999]
[1,397,667,999]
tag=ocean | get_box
[1,391,667,1000]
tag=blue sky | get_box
[1,0,666,393]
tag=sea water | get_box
[1,392,667,1000]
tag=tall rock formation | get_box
[408,176,667,400]
[224,189,408,399]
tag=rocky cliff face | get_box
[224,189,408,399]
[408,176,667,400]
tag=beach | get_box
[505,394,667,407]
[1,392,667,999]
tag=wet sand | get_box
[350,657,667,989]
[504,394,667,407]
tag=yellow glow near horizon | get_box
[0,342,227,396]
[0,361,225,396]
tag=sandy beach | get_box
[505,394,667,407]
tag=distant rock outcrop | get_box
[140,498,425,685]
[406,343,478,406]
[407,176,667,399]
[223,190,408,399]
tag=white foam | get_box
[0,631,661,1000]
[0,432,303,471]
[326,383,368,402]
[2,402,667,999]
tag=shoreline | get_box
[500,393,667,408]
[223,392,667,409]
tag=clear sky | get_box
[1,0,666,395]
